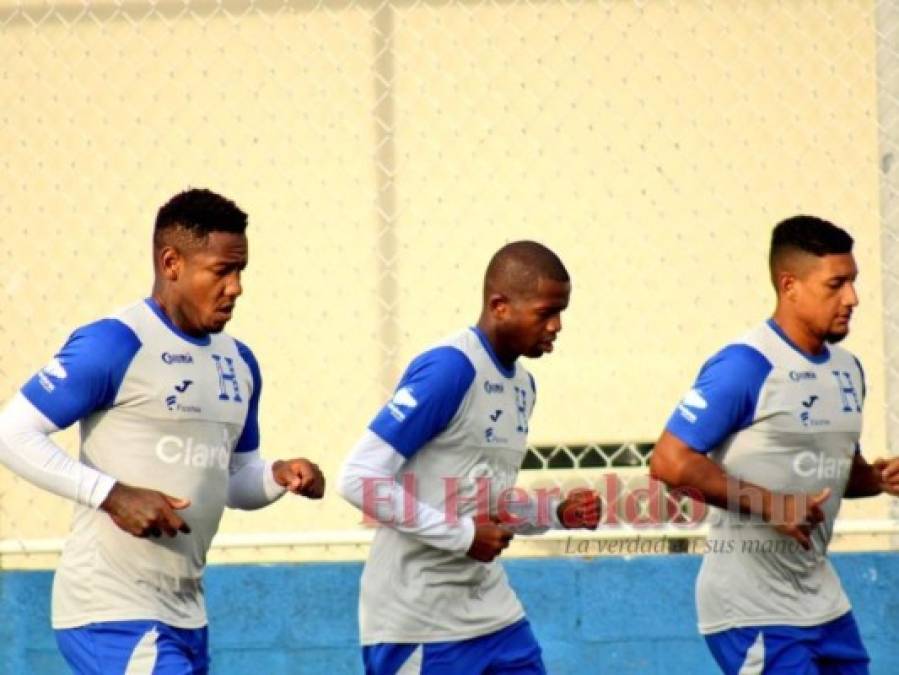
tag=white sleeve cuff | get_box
[262,460,288,501]
[91,473,118,509]
[227,450,286,510]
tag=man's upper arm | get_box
[664,344,772,453]
[368,347,476,458]
[20,319,141,429]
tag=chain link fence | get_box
[1,0,897,566]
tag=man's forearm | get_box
[653,450,774,520]
[338,430,475,553]
[499,488,563,534]
[227,449,286,510]
[844,456,882,499]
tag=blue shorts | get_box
[55,620,209,674]
[363,618,546,675]
[704,611,870,675]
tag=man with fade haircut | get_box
[651,215,899,674]
[339,240,601,675]
[0,188,325,674]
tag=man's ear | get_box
[487,292,510,319]
[777,270,798,301]
[157,245,183,282]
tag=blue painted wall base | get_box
[2,553,897,674]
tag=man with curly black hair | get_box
[0,188,325,673]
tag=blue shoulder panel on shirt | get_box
[369,346,476,458]
[21,319,142,429]
[852,355,866,456]
[234,340,262,453]
[665,344,772,453]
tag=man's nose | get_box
[225,272,242,298]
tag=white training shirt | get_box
[666,319,864,634]
[18,299,261,629]
[349,327,540,645]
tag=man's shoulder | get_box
[208,327,248,350]
[827,342,861,367]
[732,321,778,354]
[429,327,477,353]
[718,320,807,371]
[702,329,773,376]
[95,299,163,342]
[409,336,475,377]
[19,304,145,426]
[384,332,479,408]
[425,328,533,389]
[66,307,144,361]
[431,327,512,372]
[739,320,861,372]
[410,329,476,370]
[222,334,260,376]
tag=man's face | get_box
[172,232,248,334]
[788,253,858,344]
[499,277,571,359]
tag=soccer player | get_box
[650,215,899,674]
[339,241,600,675]
[0,189,325,674]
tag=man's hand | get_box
[874,458,899,497]
[557,489,601,530]
[100,483,191,538]
[272,458,325,499]
[467,521,514,562]
[765,488,830,550]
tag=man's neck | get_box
[770,310,825,355]
[475,318,517,369]
[151,287,203,337]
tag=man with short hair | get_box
[339,240,600,674]
[0,188,325,673]
[650,215,899,674]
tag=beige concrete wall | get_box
[0,0,890,567]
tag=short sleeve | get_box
[852,355,865,455]
[852,356,866,402]
[234,340,262,453]
[528,372,537,411]
[369,347,476,458]
[665,344,772,453]
[20,319,142,429]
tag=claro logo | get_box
[792,450,851,479]
[155,433,230,469]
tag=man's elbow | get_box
[224,492,243,510]
[649,450,686,489]
[336,462,358,506]
[225,487,259,511]
[648,452,667,483]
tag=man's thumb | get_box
[812,487,832,506]
[164,494,191,510]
